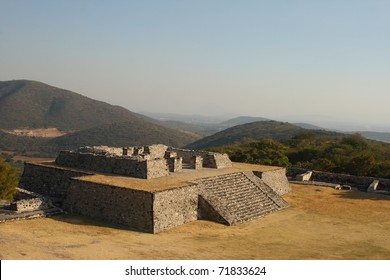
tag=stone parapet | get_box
[189,156,203,169]
[169,147,232,169]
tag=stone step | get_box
[235,207,277,223]
[236,204,277,217]
[212,185,255,196]
[219,186,268,197]
[222,196,276,210]
[234,201,276,214]
[224,193,270,206]
[196,172,288,226]
[205,179,249,188]
[200,174,246,184]
[226,196,274,207]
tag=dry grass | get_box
[2,128,68,138]
[1,184,389,260]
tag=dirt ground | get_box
[2,127,68,138]
[1,184,389,260]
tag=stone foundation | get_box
[153,185,200,233]
[18,144,290,233]
[63,180,154,232]
[19,162,92,199]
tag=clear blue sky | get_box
[1,1,389,130]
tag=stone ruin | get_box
[288,167,390,193]
[55,144,232,179]
[0,188,63,223]
[17,144,292,233]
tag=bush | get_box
[0,157,18,201]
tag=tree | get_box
[345,155,376,176]
[0,157,18,201]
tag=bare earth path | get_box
[1,184,389,260]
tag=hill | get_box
[357,131,390,143]
[140,115,270,137]
[293,123,325,130]
[185,120,339,149]
[49,121,197,151]
[219,116,269,127]
[0,80,198,154]
[0,80,148,131]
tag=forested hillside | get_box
[208,133,390,179]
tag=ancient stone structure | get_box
[367,180,380,193]
[288,168,390,193]
[18,144,291,233]
[296,171,312,182]
[189,156,203,169]
[168,147,232,169]
[0,188,63,223]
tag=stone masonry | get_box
[19,144,290,233]
[55,144,232,179]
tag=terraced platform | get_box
[20,160,290,233]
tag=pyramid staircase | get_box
[195,172,288,225]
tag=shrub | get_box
[0,157,18,201]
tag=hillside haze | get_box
[0,80,147,130]
[0,80,198,153]
[186,120,341,149]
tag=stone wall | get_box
[153,185,200,233]
[63,180,154,233]
[10,189,52,212]
[253,168,291,195]
[189,156,203,169]
[169,148,232,168]
[146,159,170,179]
[287,168,390,191]
[198,195,229,225]
[78,146,123,156]
[143,144,168,159]
[19,162,92,200]
[55,151,169,179]
[167,157,183,172]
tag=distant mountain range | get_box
[357,131,390,143]
[145,112,390,144]
[185,120,342,149]
[1,79,389,157]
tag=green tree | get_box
[345,155,376,176]
[0,157,18,201]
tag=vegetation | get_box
[208,133,390,178]
[49,121,199,151]
[0,157,18,201]
[0,80,148,130]
[0,80,199,156]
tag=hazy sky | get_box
[1,1,389,129]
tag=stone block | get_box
[133,147,144,156]
[164,151,177,159]
[143,144,168,159]
[189,156,203,169]
[168,157,182,172]
[296,171,312,181]
[367,180,380,193]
